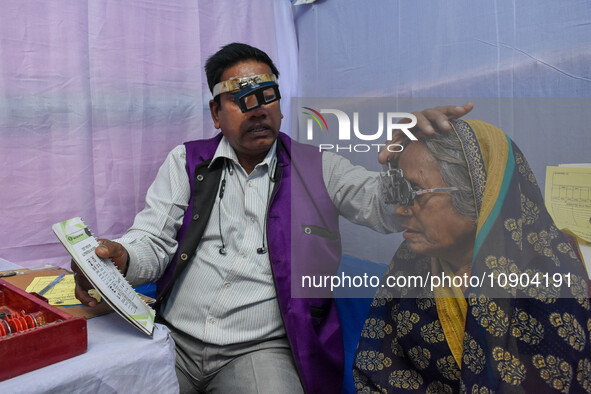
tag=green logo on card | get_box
[60,220,90,245]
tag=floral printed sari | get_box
[354,119,591,393]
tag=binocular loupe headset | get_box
[213,73,281,113]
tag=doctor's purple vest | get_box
[155,132,344,394]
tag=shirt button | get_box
[224,282,231,288]
[248,181,252,187]
[250,217,255,223]
[208,317,216,325]
[241,253,247,259]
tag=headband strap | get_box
[213,73,278,98]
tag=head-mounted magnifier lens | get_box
[381,161,459,206]
[234,81,280,113]
[213,73,281,113]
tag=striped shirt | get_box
[121,136,396,345]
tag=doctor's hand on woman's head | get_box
[378,102,474,165]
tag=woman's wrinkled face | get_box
[395,142,476,268]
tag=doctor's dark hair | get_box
[205,43,280,105]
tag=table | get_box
[0,258,179,393]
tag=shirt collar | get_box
[210,136,277,178]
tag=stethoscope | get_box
[218,157,278,256]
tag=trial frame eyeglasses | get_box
[381,161,459,206]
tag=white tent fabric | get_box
[294,0,591,263]
[0,0,298,267]
[0,0,589,268]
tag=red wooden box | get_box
[0,279,87,381]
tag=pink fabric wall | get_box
[0,0,298,267]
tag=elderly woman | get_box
[354,119,591,393]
